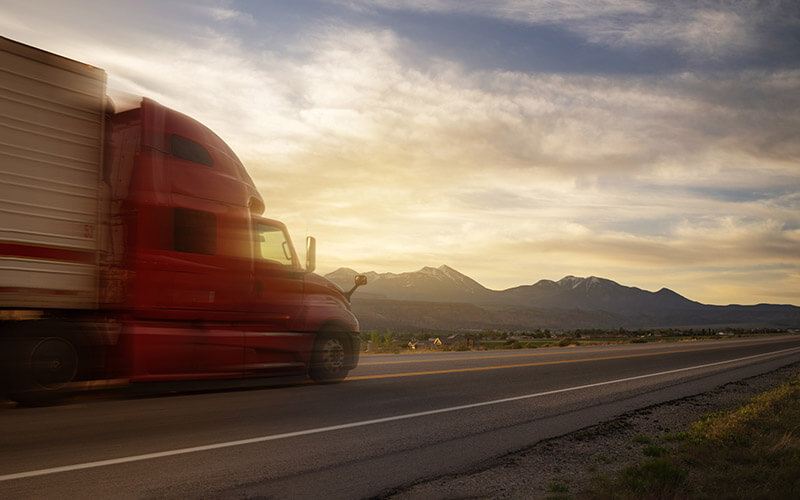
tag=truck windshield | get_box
[257,223,295,267]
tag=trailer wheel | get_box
[29,337,79,390]
[7,337,78,404]
[309,332,349,383]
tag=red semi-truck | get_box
[0,37,366,403]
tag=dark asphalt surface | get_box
[1,335,799,499]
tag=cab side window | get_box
[174,208,216,255]
[170,134,213,167]
[257,224,294,267]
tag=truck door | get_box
[244,220,309,376]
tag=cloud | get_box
[576,7,754,59]
[199,3,257,25]
[332,0,652,22]
[331,0,791,63]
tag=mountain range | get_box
[325,265,800,332]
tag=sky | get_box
[3,0,800,306]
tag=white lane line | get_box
[2,345,799,482]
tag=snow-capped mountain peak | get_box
[557,275,609,291]
[558,275,582,289]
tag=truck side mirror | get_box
[305,236,316,273]
[344,274,367,301]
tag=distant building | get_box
[408,339,433,349]
[409,334,477,349]
[444,334,466,344]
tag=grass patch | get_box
[642,445,669,457]
[621,458,687,497]
[585,371,800,499]
[662,431,692,442]
[546,480,572,499]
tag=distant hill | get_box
[325,265,494,302]
[500,275,704,313]
[325,266,800,332]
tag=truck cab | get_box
[106,99,364,385]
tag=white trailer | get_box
[0,37,106,309]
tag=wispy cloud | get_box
[333,0,798,65]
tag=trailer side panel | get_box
[0,37,106,308]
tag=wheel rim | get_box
[320,338,345,373]
[29,338,78,390]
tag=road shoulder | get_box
[381,360,800,499]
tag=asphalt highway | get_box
[1,335,799,498]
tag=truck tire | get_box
[6,336,79,404]
[309,331,350,383]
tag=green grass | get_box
[642,445,669,457]
[620,458,687,498]
[585,371,800,499]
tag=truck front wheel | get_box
[309,332,350,383]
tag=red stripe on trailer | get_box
[0,242,95,264]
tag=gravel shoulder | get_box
[381,360,800,499]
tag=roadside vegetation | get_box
[358,327,795,353]
[583,371,800,499]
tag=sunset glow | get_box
[3,0,798,305]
